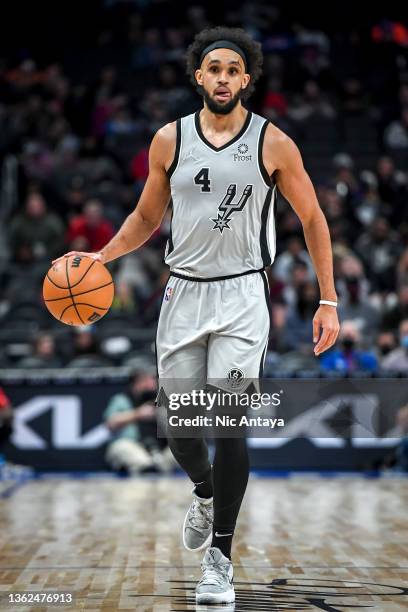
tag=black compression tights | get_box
[167,436,249,558]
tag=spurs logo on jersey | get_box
[211,184,253,233]
[166,110,277,278]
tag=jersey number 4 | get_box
[194,167,211,192]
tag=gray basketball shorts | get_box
[156,270,270,391]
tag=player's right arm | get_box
[52,122,176,265]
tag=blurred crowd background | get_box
[0,1,408,376]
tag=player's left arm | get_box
[263,125,340,356]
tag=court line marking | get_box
[0,479,30,499]
[0,565,405,570]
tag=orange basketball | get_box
[43,255,114,326]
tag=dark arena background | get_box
[0,1,407,610]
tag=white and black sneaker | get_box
[196,547,235,604]
[182,490,213,551]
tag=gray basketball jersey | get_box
[165,111,276,278]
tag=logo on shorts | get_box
[164,287,174,302]
[226,368,244,389]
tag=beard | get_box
[202,87,242,115]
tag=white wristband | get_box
[319,300,338,307]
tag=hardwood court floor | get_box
[0,475,407,611]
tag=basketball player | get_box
[54,27,340,604]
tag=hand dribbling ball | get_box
[43,255,114,326]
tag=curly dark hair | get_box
[186,26,263,100]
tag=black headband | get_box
[199,40,248,71]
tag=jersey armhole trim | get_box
[166,118,182,178]
[257,119,273,189]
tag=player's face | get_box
[195,49,250,115]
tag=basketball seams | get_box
[60,302,109,320]
[59,302,81,322]
[69,303,109,310]
[44,281,113,302]
[47,258,96,290]
[65,258,85,325]
[46,273,69,290]
[70,259,97,288]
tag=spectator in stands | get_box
[397,249,408,288]
[384,107,408,150]
[338,275,379,339]
[106,98,138,137]
[94,66,121,105]
[381,319,408,373]
[282,281,319,353]
[282,259,312,309]
[339,77,368,115]
[381,284,408,331]
[375,330,397,360]
[164,28,186,63]
[265,269,286,350]
[1,242,47,307]
[18,333,63,369]
[337,255,379,342]
[273,236,314,283]
[111,281,137,315]
[156,63,194,117]
[132,28,163,70]
[104,369,175,474]
[331,153,359,202]
[262,65,288,123]
[66,199,114,252]
[376,156,406,211]
[291,35,326,80]
[130,142,149,192]
[53,174,88,221]
[21,141,55,182]
[320,320,378,372]
[288,79,336,121]
[9,192,65,261]
[371,19,408,46]
[356,171,382,227]
[67,326,111,368]
[355,217,402,292]
[319,187,358,245]
[140,89,171,133]
[142,269,171,325]
[90,67,122,139]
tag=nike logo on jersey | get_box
[215,532,233,537]
[210,184,253,233]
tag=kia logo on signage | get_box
[12,396,109,449]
